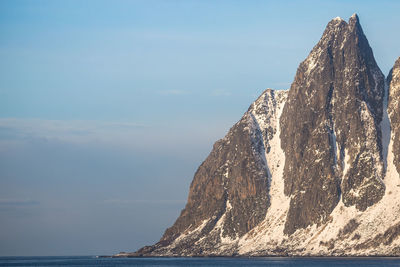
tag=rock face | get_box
[280,14,385,235]
[388,57,400,174]
[123,15,400,257]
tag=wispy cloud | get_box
[0,117,228,154]
[0,199,40,206]
[0,118,148,146]
[103,199,186,205]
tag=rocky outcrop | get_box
[388,57,400,173]
[280,14,385,235]
[119,15,400,257]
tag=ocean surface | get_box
[1,256,400,267]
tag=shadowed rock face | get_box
[160,111,270,242]
[134,89,287,256]
[388,57,400,173]
[280,14,385,235]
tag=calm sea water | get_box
[0,256,400,267]
[0,256,400,266]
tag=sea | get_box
[0,256,400,267]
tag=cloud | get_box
[0,118,148,146]
[0,117,227,156]
[103,199,186,205]
[0,199,40,206]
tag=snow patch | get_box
[172,219,209,245]
[381,78,391,171]
[211,199,238,244]
[330,125,339,167]
[343,149,350,177]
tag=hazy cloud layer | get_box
[0,118,229,155]
[0,118,145,143]
[0,199,39,206]
[103,199,186,205]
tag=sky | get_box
[1,0,399,256]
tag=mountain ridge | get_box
[120,14,400,257]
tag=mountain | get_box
[121,14,400,257]
[280,13,385,235]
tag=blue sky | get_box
[1,0,399,256]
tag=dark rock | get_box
[355,221,400,250]
[280,14,385,235]
[337,219,360,239]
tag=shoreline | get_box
[104,254,400,258]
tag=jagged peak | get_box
[327,13,359,25]
[349,13,359,23]
[264,88,274,94]
[333,16,345,22]
[327,16,347,28]
[328,16,346,27]
[324,13,363,34]
[348,13,362,32]
[300,13,371,79]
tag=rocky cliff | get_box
[280,14,385,235]
[121,15,400,257]
[388,57,400,174]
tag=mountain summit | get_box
[280,12,385,235]
[123,15,400,257]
